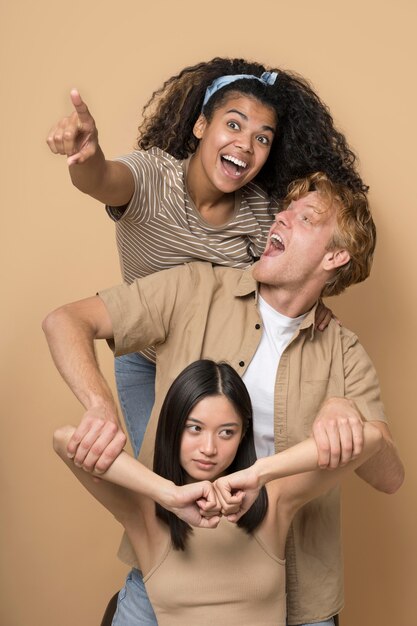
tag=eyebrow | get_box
[225,109,276,134]
[289,202,323,215]
[186,417,241,427]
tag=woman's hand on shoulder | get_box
[46,89,99,166]
[314,299,341,332]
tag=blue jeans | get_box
[112,568,157,626]
[290,617,334,626]
[114,355,156,625]
[115,352,156,457]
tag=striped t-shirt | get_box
[106,147,276,360]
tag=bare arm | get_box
[215,422,384,521]
[354,420,404,494]
[46,90,134,206]
[53,425,220,529]
[42,296,126,472]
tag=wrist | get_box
[87,397,119,423]
[252,458,270,487]
[155,480,178,510]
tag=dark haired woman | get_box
[46,58,361,459]
[53,360,382,626]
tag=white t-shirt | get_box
[243,296,307,458]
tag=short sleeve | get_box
[342,329,387,423]
[98,264,193,355]
[105,148,184,225]
[105,150,155,224]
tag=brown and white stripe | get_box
[106,147,276,360]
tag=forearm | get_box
[254,438,320,487]
[254,422,384,490]
[42,299,118,421]
[54,426,176,507]
[69,150,134,206]
[355,421,404,494]
[53,426,177,519]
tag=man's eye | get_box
[227,121,240,130]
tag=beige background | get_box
[1,1,416,625]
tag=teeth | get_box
[271,233,283,244]
[222,155,247,169]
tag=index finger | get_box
[70,88,93,124]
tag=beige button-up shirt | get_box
[100,261,386,625]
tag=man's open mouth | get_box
[270,233,285,251]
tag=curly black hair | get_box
[137,57,367,200]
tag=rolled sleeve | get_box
[342,330,387,423]
[98,265,191,356]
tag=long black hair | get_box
[137,57,367,200]
[153,360,268,550]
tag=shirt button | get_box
[239,361,245,367]
[255,323,261,329]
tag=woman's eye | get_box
[257,135,270,145]
[220,429,235,438]
[186,424,201,433]
[227,121,240,130]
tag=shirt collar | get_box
[233,264,318,339]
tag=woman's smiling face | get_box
[192,94,277,196]
[180,394,243,483]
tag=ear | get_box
[193,114,207,139]
[323,248,350,271]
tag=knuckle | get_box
[117,432,127,446]
[78,439,92,453]
[105,421,118,435]
[94,459,108,474]
[90,442,103,456]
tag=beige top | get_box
[143,519,286,626]
[99,262,387,625]
[106,147,275,361]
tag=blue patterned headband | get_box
[202,71,278,109]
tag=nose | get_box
[275,210,291,228]
[200,433,217,457]
[234,132,253,154]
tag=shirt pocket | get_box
[299,378,340,433]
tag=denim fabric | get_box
[112,568,157,626]
[290,617,334,626]
[115,353,156,457]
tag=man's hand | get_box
[46,90,99,166]
[312,397,365,469]
[214,467,260,523]
[170,482,221,529]
[67,407,126,474]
